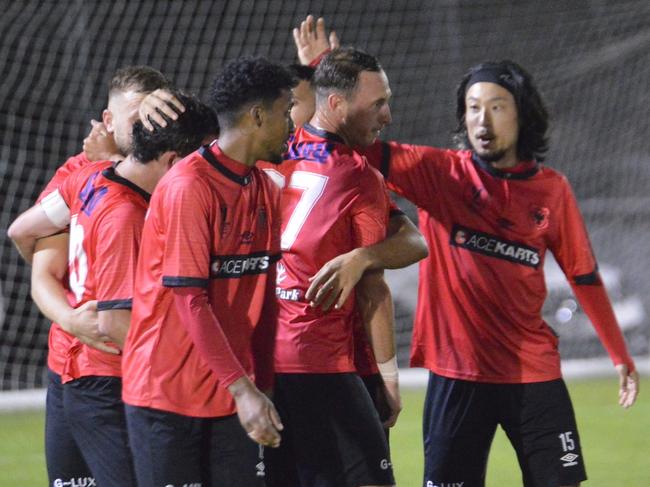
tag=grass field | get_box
[0,377,647,486]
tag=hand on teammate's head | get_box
[138,88,186,131]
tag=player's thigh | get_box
[269,373,394,487]
[45,370,94,486]
[125,404,203,487]
[499,379,587,487]
[63,376,137,487]
[422,373,498,487]
[207,413,265,487]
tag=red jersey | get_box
[36,152,91,376]
[49,160,149,382]
[259,124,389,373]
[371,143,635,383]
[122,143,281,418]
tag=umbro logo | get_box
[560,452,579,467]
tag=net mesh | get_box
[1,0,649,388]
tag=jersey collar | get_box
[102,163,151,202]
[471,153,539,180]
[200,142,253,186]
[303,123,345,144]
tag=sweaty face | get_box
[262,90,293,165]
[341,70,392,148]
[105,90,147,156]
[290,80,316,128]
[465,82,519,166]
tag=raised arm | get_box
[293,14,340,66]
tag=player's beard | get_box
[473,147,507,164]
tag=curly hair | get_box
[209,56,296,128]
[312,47,382,101]
[131,91,219,163]
[453,60,550,162]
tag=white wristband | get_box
[377,356,399,382]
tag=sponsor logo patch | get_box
[210,252,279,278]
[450,224,540,268]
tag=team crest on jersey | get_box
[529,205,550,229]
[451,224,540,268]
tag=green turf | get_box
[0,378,647,486]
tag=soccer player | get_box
[121,57,294,487]
[7,65,172,487]
[9,91,217,486]
[319,60,640,487]
[258,47,403,487]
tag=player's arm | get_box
[30,233,118,354]
[306,209,428,310]
[292,14,340,66]
[7,190,71,263]
[356,270,402,428]
[552,181,638,408]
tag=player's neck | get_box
[217,129,258,167]
[115,155,161,194]
[310,112,350,146]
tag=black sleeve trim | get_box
[573,270,601,286]
[97,299,132,311]
[380,141,391,179]
[162,276,209,288]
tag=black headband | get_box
[465,66,516,96]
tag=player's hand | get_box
[230,377,283,448]
[616,364,639,408]
[83,120,121,162]
[306,248,370,311]
[381,378,402,428]
[66,300,120,354]
[138,88,185,131]
[292,15,340,66]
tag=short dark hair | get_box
[454,60,550,162]
[108,65,170,98]
[131,91,219,163]
[312,47,382,100]
[209,56,296,128]
[287,63,315,82]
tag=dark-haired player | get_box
[121,57,294,487]
[9,91,218,486]
[7,65,173,487]
[259,47,402,487]
[321,58,639,487]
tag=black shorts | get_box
[423,373,587,487]
[361,372,391,444]
[45,369,94,487]
[63,375,137,486]
[125,405,264,487]
[265,373,395,487]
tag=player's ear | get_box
[103,109,113,133]
[328,92,346,119]
[249,104,264,128]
